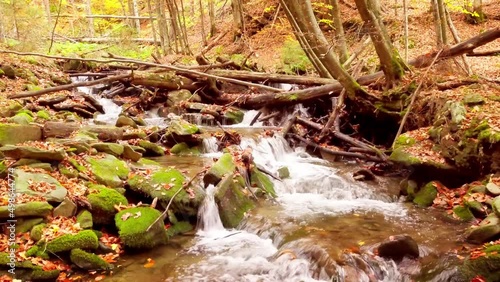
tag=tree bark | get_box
[353,0,405,86]
[206,69,337,85]
[329,0,349,63]
[231,0,245,41]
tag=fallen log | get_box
[206,69,336,86]
[289,134,382,162]
[410,27,500,68]
[130,71,200,91]
[8,73,132,99]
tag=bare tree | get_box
[328,0,349,63]
[209,0,216,38]
[231,0,245,41]
[85,0,95,37]
[354,0,406,86]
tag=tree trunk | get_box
[146,0,160,56]
[280,0,367,102]
[436,0,448,45]
[132,0,141,34]
[329,0,349,63]
[43,0,51,26]
[85,0,95,37]
[231,0,245,41]
[209,0,216,37]
[199,0,207,45]
[353,0,405,87]
[156,0,170,54]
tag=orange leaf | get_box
[95,275,106,281]
[143,258,155,268]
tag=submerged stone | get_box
[377,235,419,261]
[115,207,167,249]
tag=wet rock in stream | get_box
[376,235,420,262]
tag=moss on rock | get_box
[170,142,200,155]
[250,167,277,197]
[413,181,438,207]
[465,214,500,244]
[30,223,46,242]
[87,154,129,187]
[76,210,93,229]
[70,248,110,270]
[138,140,165,156]
[44,230,99,253]
[88,186,128,225]
[128,168,204,216]
[115,207,167,249]
[215,174,255,228]
[91,143,124,157]
[203,153,236,186]
[0,202,53,219]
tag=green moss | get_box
[223,108,244,124]
[58,163,79,178]
[70,248,110,270]
[76,210,93,229]
[203,153,236,186]
[43,230,99,253]
[170,142,200,155]
[394,134,416,148]
[459,253,500,282]
[9,112,34,125]
[413,182,438,207]
[478,128,500,144]
[166,221,193,238]
[88,186,128,224]
[215,174,255,228]
[250,167,277,198]
[138,140,165,156]
[16,218,44,233]
[115,207,167,249]
[25,246,50,259]
[87,154,129,187]
[30,223,46,242]
[68,157,88,173]
[0,202,53,219]
[91,143,124,157]
[389,148,421,165]
[452,205,475,221]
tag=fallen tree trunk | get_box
[410,27,500,67]
[206,69,336,85]
[8,73,132,99]
[130,71,200,91]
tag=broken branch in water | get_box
[8,73,132,99]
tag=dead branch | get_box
[8,73,132,99]
[0,50,284,93]
[467,50,500,57]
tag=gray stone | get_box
[0,124,42,145]
[53,197,77,217]
[377,235,419,261]
[0,145,66,161]
[14,169,68,202]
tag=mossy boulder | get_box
[0,123,42,145]
[486,182,500,196]
[87,154,129,187]
[452,205,475,221]
[122,144,142,161]
[25,245,50,259]
[30,223,46,241]
[170,142,200,155]
[215,174,256,228]
[128,168,205,216]
[138,140,165,156]
[458,252,500,282]
[492,196,500,217]
[0,252,59,280]
[0,145,66,161]
[166,221,193,238]
[203,153,236,187]
[0,201,53,219]
[16,218,44,233]
[250,167,277,197]
[222,107,244,125]
[169,118,199,135]
[76,210,93,229]
[43,230,99,253]
[0,100,23,118]
[88,186,128,224]
[70,248,110,270]
[9,112,34,125]
[465,214,500,244]
[36,110,51,120]
[91,143,124,157]
[413,181,438,207]
[166,89,193,106]
[14,169,67,202]
[53,197,77,217]
[115,207,167,249]
[115,115,138,128]
[0,65,16,78]
[58,163,79,178]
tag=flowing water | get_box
[73,81,467,281]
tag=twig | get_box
[146,170,205,232]
[48,0,63,53]
[8,73,132,99]
[249,111,262,126]
[0,50,284,93]
[392,49,444,148]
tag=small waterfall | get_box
[202,137,219,154]
[196,184,224,233]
